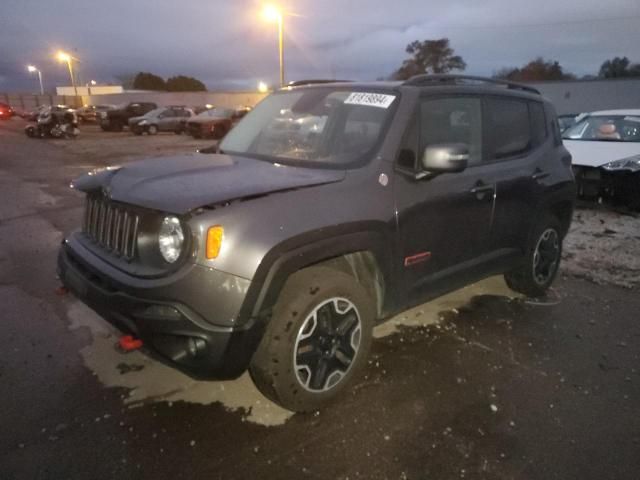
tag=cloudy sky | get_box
[1,0,639,92]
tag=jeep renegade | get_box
[58,75,575,412]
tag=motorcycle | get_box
[24,106,80,139]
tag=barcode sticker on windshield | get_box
[344,92,396,109]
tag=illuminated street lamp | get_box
[27,65,44,95]
[56,50,78,96]
[262,4,285,87]
[258,81,269,93]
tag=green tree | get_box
[494,58,575,82]
[598,57,640,78]
[166,75,207,92]
[132,72,166,90]
[392,38,466,80]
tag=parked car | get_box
[100,102,157,131]
[563,109,640,207]
[24,105,79,139]
[58,75,575,412]
[129,106,194,135]
[0,102,15,120]
[22,104,75,122]
[185,106,251,139]
[76,104,115,123]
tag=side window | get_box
[529,102,547,148]
[419,97,483,165]
[486,98,531,160]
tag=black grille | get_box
[83,195,139,260]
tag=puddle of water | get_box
[66,276,516,426]
[373,276,518,338]
[67,301,293,426]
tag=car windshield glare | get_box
[563,115,640,142]
[219,89,397,167]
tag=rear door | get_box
[484,97,548,253]
[395,95,496,302]
[159,109,177,130]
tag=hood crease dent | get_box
[72,154,346,214]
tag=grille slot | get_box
[83,195,139,260]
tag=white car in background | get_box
[563,109,640,208]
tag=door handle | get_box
[470,183,494,194]
[532,169,550,181]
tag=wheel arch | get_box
[237,224,395,329]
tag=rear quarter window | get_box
[529,102,548,148]
[486,97,531,160]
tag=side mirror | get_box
[421,143,469,173]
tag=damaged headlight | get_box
[602,155,640,172]
[158,216,184,263]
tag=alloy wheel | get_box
[293,297,362,392]
[533,228,560,285]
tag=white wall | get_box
[56,86,124,96]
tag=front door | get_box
[394,95,495,302]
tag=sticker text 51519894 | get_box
[344,92,396,109]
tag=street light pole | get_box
[57,51,78,97]
[27,65,44,95]
[278,13,284,87]
[37,70,44,95]
[263,5,286,87]
[66,59,78,97]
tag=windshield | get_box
[219,88,397,167]
[197,108,234,118]
[563,115,640,142]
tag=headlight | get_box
[139,120,148,125]
[158,216,184,263]
[602,155,640,172]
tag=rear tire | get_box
[250,266,374,412]
[505,214,563,297]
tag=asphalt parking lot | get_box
[1,117,639,480]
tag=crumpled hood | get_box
[72,153,346,214]
[564,140,640,168]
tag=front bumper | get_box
[572,165,640,206]
[57,237,262,380]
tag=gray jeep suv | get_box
[58,75,575,412]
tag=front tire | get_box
[505,215,563,297]
[250,266,374,412]
[147,124,158,135]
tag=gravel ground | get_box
[562,206,640,288]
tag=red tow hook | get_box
[55,286,69,296]
[118,335,143,353]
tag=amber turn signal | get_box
[206,226,224,259]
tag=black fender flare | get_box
[236,221,396,330]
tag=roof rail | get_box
[403,74,540,95]
[285,79,354,87]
